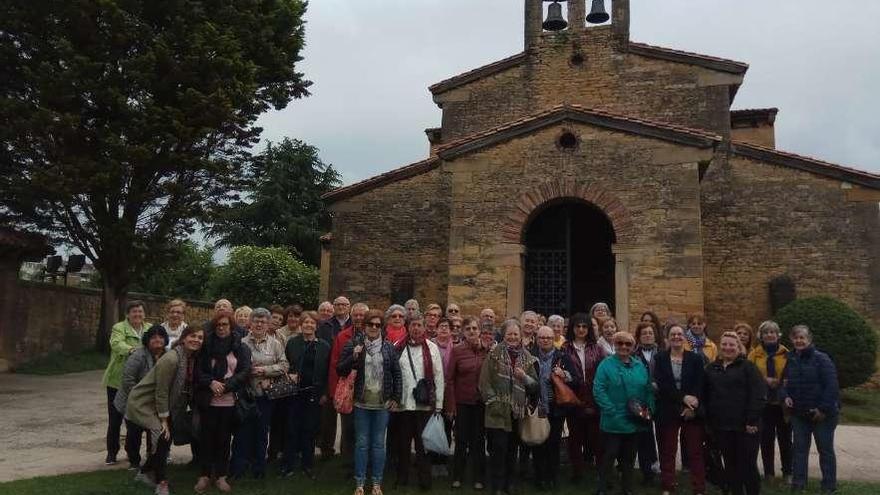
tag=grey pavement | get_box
[0,370,877,483]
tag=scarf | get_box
[493,343,531,420]
[685,329,706,355]
[205,332,234,380]
[364,336,384,388]
[763,343,780,378]
[537,348,555,416]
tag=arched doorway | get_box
[524,200,616,317]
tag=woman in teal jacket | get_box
[593,331,655,495]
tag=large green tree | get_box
[208,245,318,308]
[0,0,311,350]
[130,240,215,300]
[209,138,340,265]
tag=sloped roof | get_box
[428,42,747,96]
[730,141,880,190]
[324,105,721,203]
[731,108,778,127]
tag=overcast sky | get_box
[256,0,880,185]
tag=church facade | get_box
[319,0,880,334]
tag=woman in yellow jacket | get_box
[748,320,792,483]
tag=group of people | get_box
[102,297,841,495]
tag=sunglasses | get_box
[366,322,383,328]
[447,308,459,313]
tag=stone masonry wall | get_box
[435,26,736,143]
[1,281,213,366]
[445,122,713,327]
[701,154,880,336]
[327,168,451,310]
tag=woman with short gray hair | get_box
[782,325,839,493]
[384,305,408,346]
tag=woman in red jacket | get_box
[444,317,489,490]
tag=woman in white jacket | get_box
[393,313,444,490]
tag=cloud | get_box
[256,0,880,182]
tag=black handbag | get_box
[406,345,434,407]
[264,374,299,400]
[234,387,260,424]
[171,404,200,446]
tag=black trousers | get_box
[141,431,173,483]
[199,406,236,477]
[106,387,123,458]
[487,425,520,493]
[395,410,432,488]
[533,416,565,485]
[637,423,658,480]
[760,404,792,477]
[284,394,322,472]
[318,401,338,455]
[124,419,153,466]
[716,429,761,495]
[598,433,638,493]
[268,397,288,461]
[452,404,486,484]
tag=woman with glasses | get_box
[594,331,655,495]
[562,313,608,481]
[748,321,792,483]
[338,310,402,495]
[162,299,188,349]
[445,317,489,490]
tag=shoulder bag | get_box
[406,345,434,406]
[518,404,551,446]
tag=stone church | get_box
[319,0,880,334]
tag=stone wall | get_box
[326,167,452,310]
[434,26,738,143]
[701,154,880,337]
[0,280,213,366]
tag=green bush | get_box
[208,246,319,309]
[775,296,878,388]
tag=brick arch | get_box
[500,179,635,244]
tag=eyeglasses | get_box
[616,341,634,347]
[366,322,383,328]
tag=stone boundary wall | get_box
[0,280,213,367]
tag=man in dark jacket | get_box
[781,325,839,493]
[316,295,352,459]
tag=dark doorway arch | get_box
[524,200,615,317]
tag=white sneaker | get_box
[651,461,661,474]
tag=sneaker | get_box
[154,481,170,495]
[372,485,384,495]
[128,463,140,471]
[651,461,661,474]
[194,476,211,494]
[105,454,118,465]
[452,481,462,489]
[474,483,484,491]
[215,477,232,493]
[135,471,157,489]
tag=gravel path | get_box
[0,370,877,483]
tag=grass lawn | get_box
[1,458,879,495]
[14,349,107,375]
[840,387,880,426]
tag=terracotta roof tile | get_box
[429,52,527,95]
[629,42,749,74]
[322,158,441,203]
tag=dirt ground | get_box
[1,370,878,483]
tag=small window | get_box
[558,132,579,150]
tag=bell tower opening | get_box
[524,200,616,317]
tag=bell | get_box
[586,0,610,24]
[543,2,568,31]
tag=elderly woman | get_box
[634,322,660,484]
[282,311,331,479]
[597,317,619,356]
[590,302,612,320]
[195,310,253,493]
[479,319,538,495]
[445,303,461,320]
[532,325,580,490]
[445,317,489,490]
[655,324,706,495]
[115,324,169,470]
[563,313,608,481]
[735,323,756,355]
[683,313,718,363]
[276,304,303,344]
[520,311,540,350]
[234,306,252,332]
[547,315,566,349]
[782,325,839,494]
[434,317,455,372]
[394,313,444,490]
[424,303,443,339]
[317,301,334,322]
[230,308,289,480]
[405,299,421,320]
[102,300,148,465]
[162,299,188,349]
[704,332,766,495]
[594,331,656,495]
[338,310,403,495]
[748,321,791,483]
[384,304,408,346]
[127,326,205,495]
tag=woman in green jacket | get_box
[593,331,656,495]
[101,300,148,465]
[126,325,205,495]
[479,319,539,495]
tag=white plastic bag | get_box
[421,413,453,456]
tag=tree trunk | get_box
[95,276,126,353]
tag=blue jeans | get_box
[230,396,274,476]
[354,406,390,486]
[791,413,837,492]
